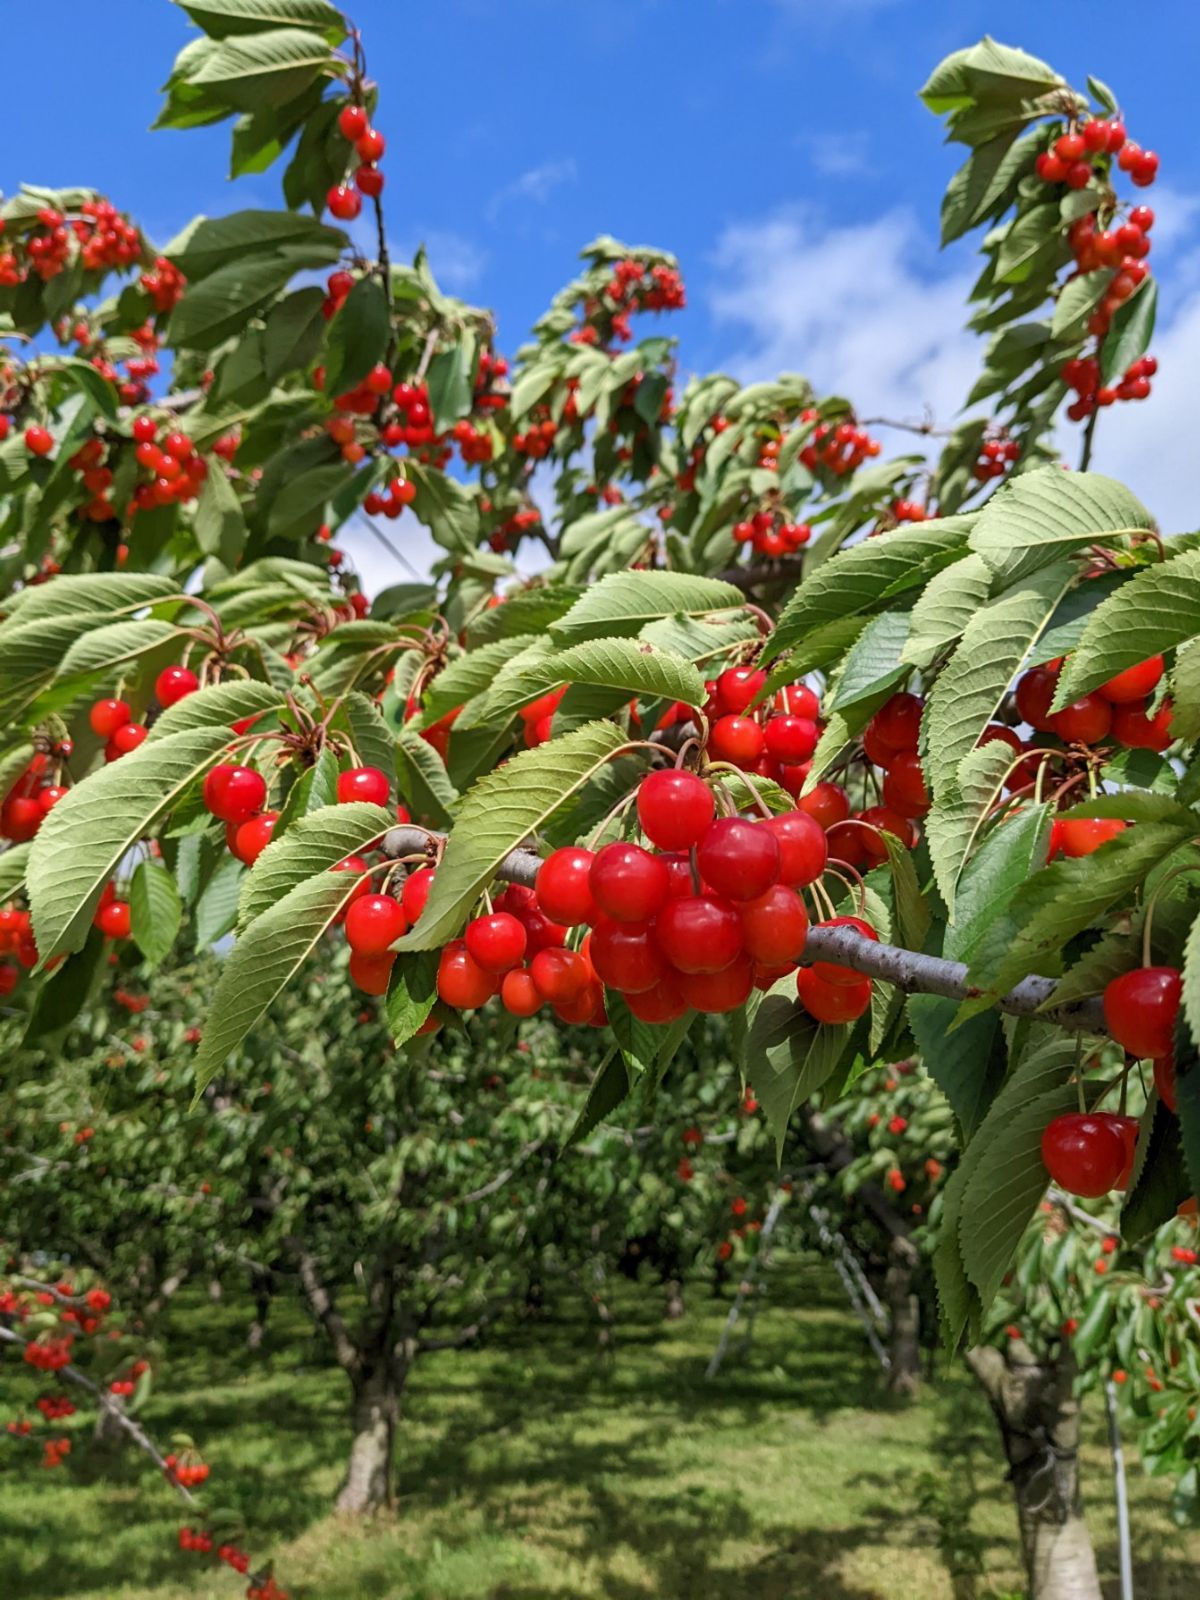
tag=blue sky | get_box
[4,0,1199,569]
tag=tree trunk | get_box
[885,1240,921,1397]
[246,1268,275,1351]
[664,1277,685,1320]
[967,1342,1101,1600]
[336,1359,407,1514]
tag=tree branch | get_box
[283,1239,360,1375]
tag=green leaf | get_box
[744,987,852,1159]
[1172,1045,1200,1203]
[395,730,458,828]
[968,468,1154,585]
[902,552,993,670]
[466,585,584,648]
[826,611,911,713]
[55,618,181,683]
[23,928,106,1043]
[195,850,245,946]
[149,679,286,739]
[549,571,745,647]
[169,248,336,350]
[266,461,354,540]
[1054,547,1200,707]
[186,26,336,111]
[397,721,629,952]
[323,276,389,395]
[164,209,346,278]
[606,992,692,1079]
[943,800,1052,959]
[0,572,179,624]
[405,461,478,555]
[192,867,364,1097]
[44,356,120,420]
[26,727,233,961]
[567,1051,630,1148]
[419,638,534,723]
[1101,278,1157,386]
[1050,269,1113,339]
[426,344,475,433]
[129,860,183,967]
[174,0,347,42]
[908,998,1005,1140]
[481,636,706,723]
[880,831,930,951]
[194,467,247,566]
[385,950,440,1046]
[0,842,31,902]
[1122,1102,1188,1241]
[238,800,393,929]
[263,285,326,380]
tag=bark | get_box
[967,1342,1101,1600]
[335,1357,407,1515]
[663,1277,685,1321]
[247,1268,275,1351]
[885,1239,921,1397]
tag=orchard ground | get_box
[3,1271,1197,1600]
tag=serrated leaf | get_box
[26,728,233,960]
[902,552,993,670]
[396,729,458,827]
[56,618,182,682]
[187,25,336,110]
[943,799,1052,956]
[419,638,534,724]
[195,849,245,946]
[1050,269,1113,339]
[238,799,392,928]
[426,344,475,433]
[129,860,183,966]
[149,679,285,738]
[744,987,852,1159]
[485,636,705,723]
[968,468,1154,585]
[1122,1103,1188,1241]
[466,585,584,647]
[175,0,346,43]
[397,721,629,952]
[169,247,336,350]
[266,461,354,540]
[550,571,745,646]
[323,276,389,395]
[194,466,248,567]
[1101,277,1157,385]
[826,611,911,713]
[385,950,439,1046]
[909,997,1005,1140]
[1054,547,1200,707]
[262,285,326,381]
[0,572,180,624]
[164,209,346,278]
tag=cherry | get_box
[1055,818,1126,857]
[536,847,597,925]
[38,785,67,813]
[589,919,667,992]
[501,967,543,1016]
[1103,966,1181,1059]
[798,781,850,831]
[233,812,278,864]
[824,820,871,869]
[1154,1054,1178,1113]
[356,128,386,162]
[739,886,809,964]
[24,425,53,456]
[1131,150,1159,187]
[708,715,765,766]
[338,103,369,141]
[881,751,929,819]
[589,842,669,923]
[779,683,820,719]
[326,185,362,221]
[675,953,754,1014]
[764,714,818,764]
[764,809,827,886]
[529,946,590,1003]
[1050,694,1111,745]
[655,895,743,974]
[356,164,385,198]
[89,698,131,737]
[402,866,435,923]
[332,855,371,914]
[636,769,714,850]
[714,665,766,714]
[696,818,780,902]
[1041,1112,1130,1197]
[625,973,689,1023]
[1099,657,1164,707]
[518,687,565,724]
[797,966,871,1024]
[349,950,394,996]
[1112,698,1172,751]
[203,764,267,824]
[344,894,407,956]
[465,911,527,973]
[131,415,157,444]
[337,766,391,806]
[1015,664,1060,730]
[1055,132,1085,162]
[105,723,147,760]
[437,940,497,1008]
[2,796,42,840]
[857,805,916,865]
[95,900,131,939]
[155,665,199,707]
[867,692,923,754]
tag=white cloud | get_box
[486,159,577,222]
[807,131,872,177]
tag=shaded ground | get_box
[2,1264,1196,1599]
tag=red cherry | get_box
[326,185,362,221]
[589,842,669,923]
[355,164,385,198]
[589,920,666,993]
[857,805,916,866]
[105,723,147,760]
[337,766,391,806]
[881,751,930,819]
[778,683,820,718]
[332,855,372,916]
[1131,151,1159,187]
[465,911,527,974]
[518,686,565,724]
[131,415,157,444]
[797,966,871,1024]
[1041,1113,1130,1197]
[344,894,407,957]
[402,867,436,924]
[155,665,199,707]
[529,947,590,1004]
[675,954,754,1014]
[37,785,67,813]
[798,781,850,832]
[1103,967,1181,1060]
[739,886,809,965]
[1056,818,1126,857]
[437,940,498,1009]
[636,770,714,851]
[655,895,743,975]
[696,818,781,902]
[1099,655,1164,704]
[24,425,53,456]
[338,104,369,141]
[823,819,871,869]
[501,967,543,1016]
[1,796,42,841]
[233,812,278,865]
[203,764,267,825]
[1112,698,1173,751]
[625,973,689,1023]
[349,951,395,997]
[764,714,818,764]
[355,128,386,162]
[535,847,596,926]
[1015,665,1060,730]
[714,665,766,714]
[1055,133,1086,162]
[1154,1055,1178,1113]
[1050,694,1112,745]
[89,698,131,737]
[95,900,131,940]
[867,692,923,754]
[708,715,765,766]
[762,809,826,886]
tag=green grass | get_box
[3,1264,1197,1599]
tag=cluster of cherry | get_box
[798,411,881,477]
[731,509,812,558]
[972,436,1021,482]
[1017,651,1171,758]
[325,100,388,220]
[1035,118,1158,190]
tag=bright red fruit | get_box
[344,894,407,957]
[349,951,394,996]
[764,715,818,764]
[696,818,780,901]
[1041,1113,1131,1197]
[1050,694,1111,745]
[402,867,435,923]
[714,665,766,714]
[233,812,278,865]
[1015,665,1059,730]
[798,781,850,831]
[1154,1055,1178,1113]
[337,766,391,806]
[797,966,871,1024]
[636,770,714,850]
[1099,655,1164,704]
[589,842,670,923]
[356,127,386,161]
[625,973,690,1023]
[867,692,923,754]
[95,900,131,939]
[465,911,527,973]
[501,967,543,1016]
[437,941,497,1008]
[738,886,808,964]
[1112,698,1173,751]
[857,806,915,865]
[811,915,878,988]
[536,847,596,925]
[155,665,199,707]
[529,947,590,1003]
[203,764,267,824]
[675,954,754,1014]
[24,425,53,456]
[1056,818,1126,857]
[89,698,131,737]
[326,184,362,221]
[655,895,743,974]
[708,715,765,766]
[881,751,929,819]
[106,723,148,760]
[338,103,369,141]
[1103,966,1181,1059]
[589,920,666,992]
[764,809,827,886]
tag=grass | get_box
[3,1261,1198,1600]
